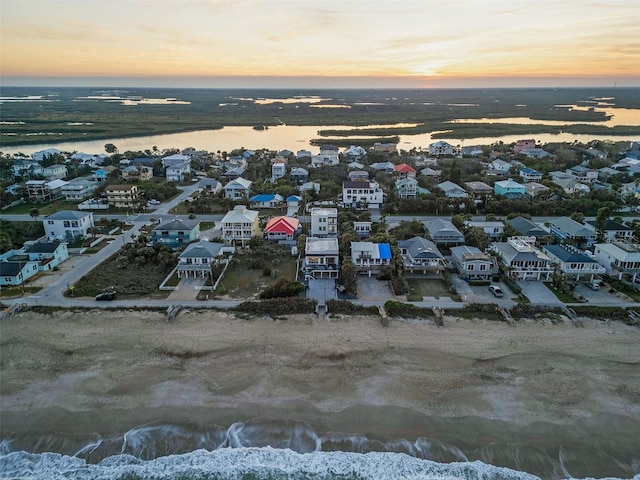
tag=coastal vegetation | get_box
[2,87,639,148]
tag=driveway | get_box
[167,277,207,301]
[516,281,562,306]
[450,275,515,306]
[357,276,396,302]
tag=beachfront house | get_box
[490,237,553,281]
[303,237,340,279]
[166,161,191,182]
[450,245,498,283]
[585,219,634,242]
[350,242,392,276]
[176,240,228,279]
[397,236,447,275]
[593,241,640,283]
[519,167,543,183]
[542,244,606,282]
[395,177,429,198]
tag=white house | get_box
[490,159,512,172]
[166,161,191,182]
[345,145,367,161]
[32,148,63,161]
[223,177,252,200]
[397,236,447,274]
[44,210,94,241]
[303,237,339,279]
[351,242,392,276]
[429,141,456,156]
[450,245,498,283]
[42,164,68,180]
[594,241,640,283]
[61,177,99,202]
[310,207,338,237]
[162,153,191,168]
[437,181,468,198]
[490,237,553,281]
[176,240,228,278]
[465,220,504,240]
[342,181,384,208]
[311,144,340,167]
[543,244,606,282]
[271,158,287,180]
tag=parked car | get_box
[488,285,504,297]
[586,281,600,291]
[95,291,116,301]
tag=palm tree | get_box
[29,208,40,222]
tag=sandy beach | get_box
[1,308,639,477]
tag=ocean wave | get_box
[0,447,540,480]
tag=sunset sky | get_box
[1,0,639,88]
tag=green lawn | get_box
[212,254,298,299]
[0,286,42,298]
[406,278,451,300]
[543,283,578,303]
[2,200,81,216]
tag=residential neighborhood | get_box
[1,138,640,314]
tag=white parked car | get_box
[489,285,505,297]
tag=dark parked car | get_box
[95,291,116,301]
[488,285,504,297]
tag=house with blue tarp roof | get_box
[249,193,284,209]
[351,241,392,276]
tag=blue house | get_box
[93,169,108,182]
[152,219,200,250]
[494,179,526,199]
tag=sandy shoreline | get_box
[1,309,640,477]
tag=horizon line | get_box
[2,75,639,90]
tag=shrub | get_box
[326,300,379,316]
[384,300,433,319]
[262,267,272,277]
[259,278,304,299]
[501,275,522,294]
[233,298,316,315]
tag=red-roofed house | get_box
[264,216,300,242]
[393,163,417,178]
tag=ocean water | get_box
[1,418,638,480]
